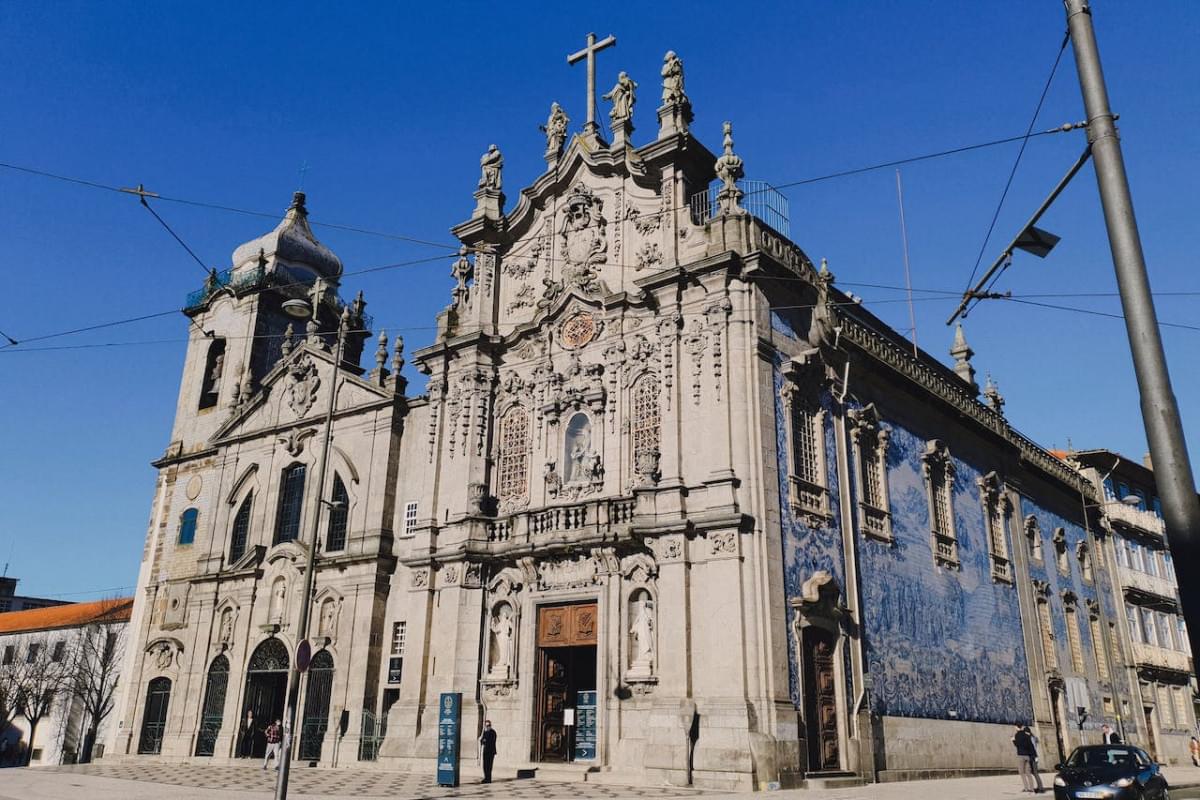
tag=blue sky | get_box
[1,2,1197,598]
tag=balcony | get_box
[184,266,373,328]
[689,179,790,237]
[1118,564,1178,604]
[1131,642,1192,675]
[1105,501,1166,537]
[485,497,637,545]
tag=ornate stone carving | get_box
[647,536,682,563]
[661,50,688,106]
[544,461,562,499]
[682,318,709,405]
[714,121,745,214]
[705,297,733,399]
[628,588,655,678]
[443,565,460,586]
[463,562,483,589]
[511,332,547,361]
[709,531,738,556]
[537,276,565,309]
[411,568,429,589]
[537,553,600,590]
[558,183,609,294]
[657,315,679,411]
[466,481,487,516]
[561,311,599,349]
[626,205,661,235]
[451,246,473,308]
[635,241,662,271]
[603,71,637,122]
[542,102,569,159]
[286,353,322,417]
[634,447,661,488]
[426,375,444,462]
[277,427,317,457]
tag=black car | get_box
[1053,745,1169,800]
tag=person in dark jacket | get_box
[479,720,498,783]
[1101,724,1122,744]
[1013,724,1044,793]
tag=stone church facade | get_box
[110,44,1188,790]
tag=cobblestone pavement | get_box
[34,762,708,799]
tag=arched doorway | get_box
[242,638,289,758]
[298,650,334,761]
[137,677,171,754]
[802,626,840,772]
[195,655,229,756]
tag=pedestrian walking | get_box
[1189,736,1199,766]
[479,719,498,784]
[1013,723,1042,793]
[262,719,282,771]
[1024,725,1046,794]
[1101,724,1122,745]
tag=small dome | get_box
[230,191,342,280]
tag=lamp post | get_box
[274,296,348,800]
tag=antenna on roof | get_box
[895,170,918,358]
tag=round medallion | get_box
[560,312,597,349]
[185,475,203,501]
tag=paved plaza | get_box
[3,763,1200,800]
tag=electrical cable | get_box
[963,33,1070,291]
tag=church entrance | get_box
[242,638,289,758]
[802,626,840,772]
[534,602,597,762]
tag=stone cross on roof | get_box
[567,32,617,139]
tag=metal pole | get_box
[275,309,347,800]
[1064,0,1200,662]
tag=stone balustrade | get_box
[1105,501,1166,536]
[1118,564,1178,603]
[485,496,637,545]
[1131,641,1191,674]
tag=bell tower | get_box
[165,191,348,455]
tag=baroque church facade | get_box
[110,42,1189,790]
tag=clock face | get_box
[560,312,597,349]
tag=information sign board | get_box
[574,690,597,761]
[436,692,462,786]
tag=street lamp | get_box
[274,296,348,800]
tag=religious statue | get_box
[544,461,562,498]
[603,71,638,122]
[489,605,515,679]
[218,608,234,645]
[661,51,688,106]
[269,578,286,624]
[451,246,473,306]
[478,144,503,191]
[629,594,655,674]
[543,102,569,156]
[319,599,337,637]
[156,644,173,670]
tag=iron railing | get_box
[184,266,373,329]
[689,179,790,237]
[358,708,386,761]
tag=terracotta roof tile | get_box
[0,597,133,634]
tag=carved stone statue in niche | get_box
[218,607,234,645]
[544,461,562,498]
[628,590,655,677]
[563,412,595,484]
[488,603,516,680]
[318,598,337,637]
[269,578,287,625]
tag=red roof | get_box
[0,597,133,634]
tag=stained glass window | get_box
[229,495,252,563]
[631,375,661,460]
[326,475,348,551]
[497,408,530,503]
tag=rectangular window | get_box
[790,398,821,487]
[391,621,406,656]
[402,501,418,538]
[1103,478,1116,500]
[1066,605,1085,673]
[1178,618,1188,652]
[26,642,40,663]
[1142,609,1157,647]
[922,442,958,568]
[497,409,530,506]
[1103,696,1115,715]
[851,408,891,541]
[785,386,828,520]
[1117,482,1131,502]
[274,463,307,545]
[1173,687,1190,727]
[1,645,13,665]
[1090,614,1109,681]
[1038,599,1058,670]
[1127,606,1142,644]
[1158,612,1174,649]
[51,640,66,663]
[178,507,198,546]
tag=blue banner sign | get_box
[575,690,597,761]
[436,692,462,786]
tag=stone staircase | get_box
[799,770,865,790]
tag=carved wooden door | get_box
[803,627,840,772]
[535,603,598,761]
[538,651,570,761]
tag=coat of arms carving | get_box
[286,354,322,417]
[558,183,609,295]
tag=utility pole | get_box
[1064,0,1200,660]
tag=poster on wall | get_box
[437,692,461,786]
[575,690,597,761]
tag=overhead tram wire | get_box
[962,32,1071,292]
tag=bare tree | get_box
[68,599,129,762]
[0,636,74,766]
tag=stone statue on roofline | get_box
[661,51,688,106]
[603,71,638,122]
[478,144,503,191]
[542,102,570,158]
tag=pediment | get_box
[210,344,392,446]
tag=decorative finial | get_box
[392,334,405,375]
[983,372,1006,415]
[290,191,307,214]
[375,329,389,371]
[714,121,745,214]
[542,102,570,161]
[352,289,366,319]
[950,324,977,394]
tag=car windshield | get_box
[1066,747,1141,769]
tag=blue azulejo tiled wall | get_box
[1019,497,1123,728]
[855,416,1034,724]
[774,359,845,707]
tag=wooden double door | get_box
[535,603,598,762]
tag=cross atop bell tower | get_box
[567,32,617,143]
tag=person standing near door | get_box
[480,720,498,784]
[1013,724,1040,793]
[262,719,282,770]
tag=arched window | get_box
[229,495,252,563]
[274,464,307,545]
[199,337,227,410]
[325,475,348,551]
[178,508,199,545]
[137,677,172,754]
[497,407,530,506]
